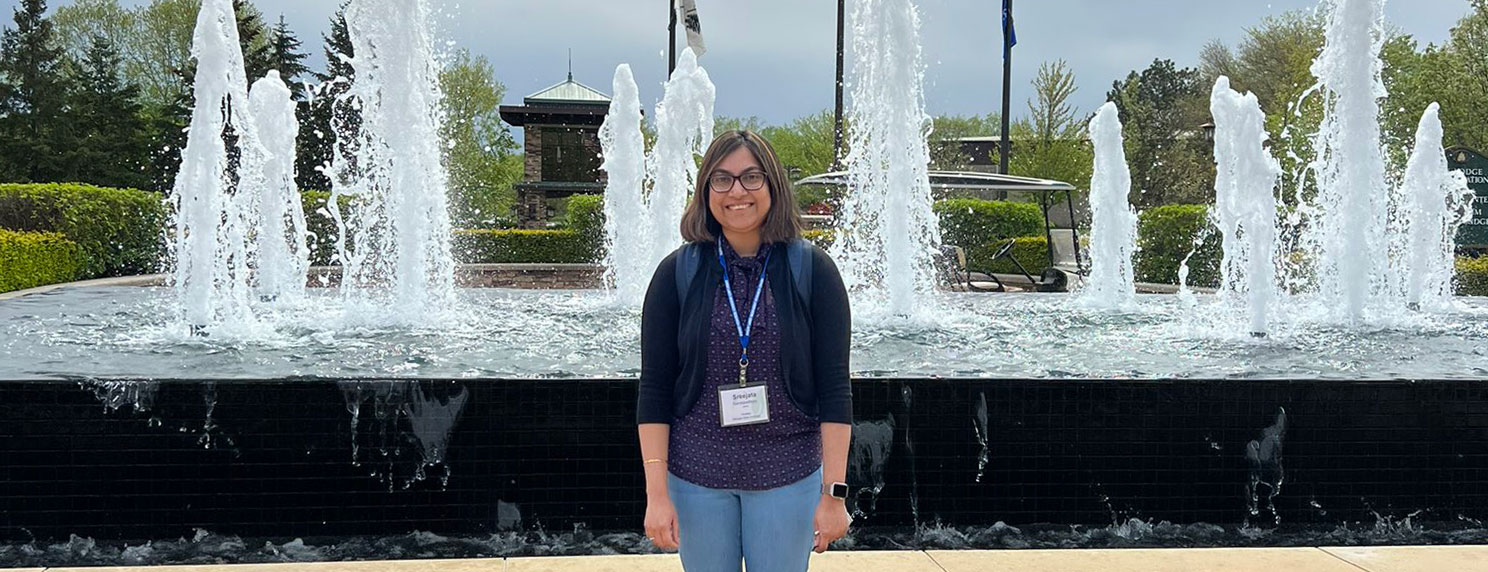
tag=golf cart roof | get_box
[794,170,1077,193]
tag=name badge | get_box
[718,383,770,427]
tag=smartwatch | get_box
[824,481,849,499]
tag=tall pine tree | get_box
[297,4,355,192]
[0,0,77,182]
[268,15,310,100]
[70,34,149,189]
[235,0,274,83]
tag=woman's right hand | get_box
[644,495,681,551]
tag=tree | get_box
[1199,12,1325,200]
[759,110,837,178]
[1107,58,1213,207]
[0,0,77,182]
[51,0,133,64]
[131,0,197,111]
[439,49,522,228]
[714,116,766,136]
[70,34,150,189]
[1389,1,1488,154]
[266,15,310,100]
[297,3,355,192]
[234,0,273,84]
[928,113,1000,170]
[1010,60,1092,191]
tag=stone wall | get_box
[306,264,604,289]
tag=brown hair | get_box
[680,130,805,244]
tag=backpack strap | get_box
[673,242,705,308]
[787,238,813,312]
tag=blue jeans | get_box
[668,467,822,572]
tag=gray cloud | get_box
[38,0,1476,124]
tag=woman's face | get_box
[707,147,773,237]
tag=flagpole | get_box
[668,0,677,76]
[833,0,845,170]
[998,0,1013,177]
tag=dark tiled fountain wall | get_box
[1,378,1486,542]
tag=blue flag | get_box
[1003,0,1016,49]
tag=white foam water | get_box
[831,0,943,319]
[247,71,310,303]
[331,0,456,326]
[1211,77,1282,336]
[169,0,270,334]
[1299,0,1389,322]
[645,48,715,268]
[1080,102,1138,309]
[1395,103,1474,312]
[598,64,649,307]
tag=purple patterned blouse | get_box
[668,241,822,491]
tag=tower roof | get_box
[524,77,611,106]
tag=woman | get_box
[636,130,853,571]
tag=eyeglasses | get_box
[709,171,768,193]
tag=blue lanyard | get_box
[717,241,771,365]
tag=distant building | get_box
[498,73,611,229]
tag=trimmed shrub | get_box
[566,194,605,244]
[1135,204,1221,287]
[933,198,1045,250]
[966,235,1050,275]
[1458,256,1488,296]
[0,230,84,292]
[802,229,835,250]
[0,183,166,278]
[454,229,599,264]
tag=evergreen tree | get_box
[0,0,77,182]
[234,0,273,83]
[1106,59,1213,207]
[297,4,355,192]
[70,34,149,189]
[267,15,310,100]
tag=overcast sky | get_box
[25,0,1479,125]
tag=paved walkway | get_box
[15,546,1487,571]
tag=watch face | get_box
[831,483,849,498]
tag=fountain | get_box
[644,48,715,270]
[169,0,271,335]
[1079,102,1138,309]
[1396,103,1474,313]
[330,0,456,325]
[598,64,649,305]
[1298,0,1390,322]
[830,0,943,319]
[248,71,311,303]
[1210,77,1282,336]
[2,0,1488,561]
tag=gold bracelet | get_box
[643,458,667,465]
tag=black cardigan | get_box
[636,240,853,425]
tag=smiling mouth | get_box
[726,204,754,211]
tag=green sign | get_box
[1447,147,1488,247]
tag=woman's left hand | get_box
[812,496,851,553]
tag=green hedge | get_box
[1135,204,1221,287]
[802,229,835,250]
[1459,256,1488,296]
[966,235,1050,275]
[0,229,84,292]
[933,198,1045,251]
[566,194,605,244]
[0,183,166,278]
[454,229,599,264]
